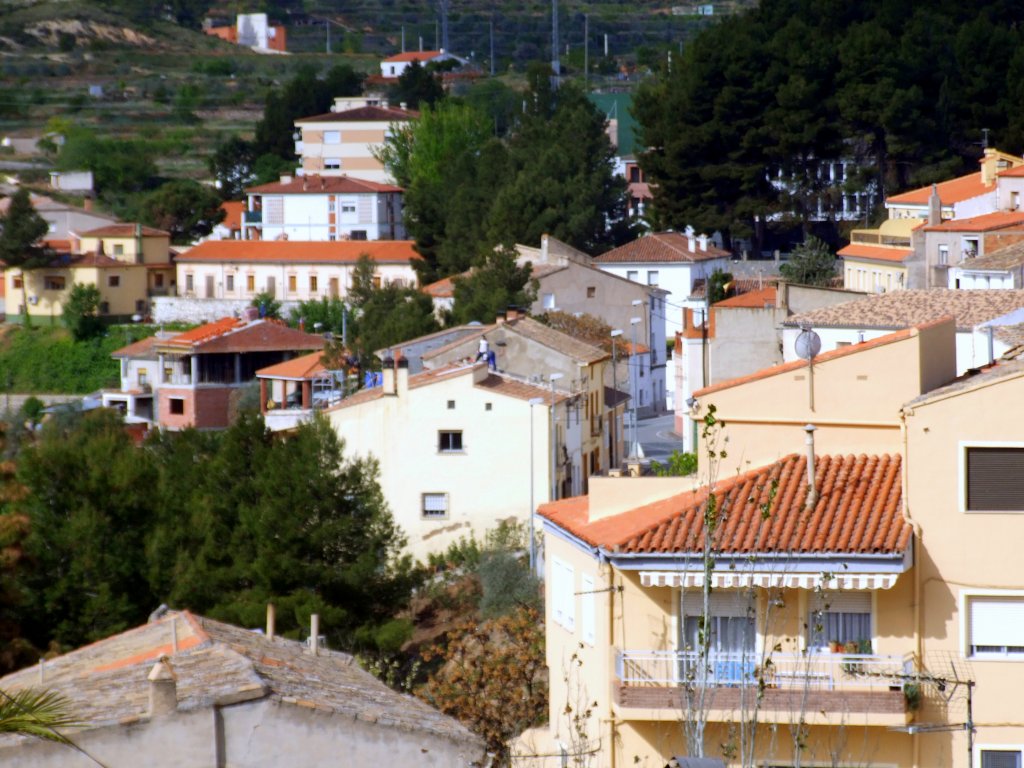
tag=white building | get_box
[243,174,405,242]
[327,360,582,560]
[592,228,730,409]
[378,50,467,79]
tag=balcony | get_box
[615,649,913,723]
[243,210,263,225]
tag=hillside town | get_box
[1,1,1024,767]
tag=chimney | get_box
[987,325,995,365]
[302,176,308,191]
[400,101,408,110]
[804,424,818,510]
[396,357,409,395]
[927,183,941,226]
[280,174,293,184]
[506,307,519,322]
[266,603,276,639]
[381,357,396,394]
[687,233,695,251]
[147,657,177,717]
[309,614,320,655]
[698,234,708,251]
[83,197,93,212]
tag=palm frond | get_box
[0,688,79,744]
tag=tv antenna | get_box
[794,324,821,411]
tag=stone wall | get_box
[152,297,303,324]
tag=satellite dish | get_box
[795,328,822,360]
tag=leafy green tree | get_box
[779,235,836,286]
[209,135,257,200]
[0,189,50,326]
[354,285,439,364]
[140,179,225,245]
[707,269,734,304]
[388,61,444,110]
[451,246,537,325]
[173,82,203,123]
[16,410,159,649]
[250,290,281,319]
[62,284,103,341]
[347,253,379,308]
[651,450,698,477]
[56,127,157,195]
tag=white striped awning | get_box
[639,571,899,590]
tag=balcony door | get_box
[679,590,756,685]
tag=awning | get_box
[639,571,900,590]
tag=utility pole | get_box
[401,25,405,52]
[438,0,450,52]
[551,0,560,81]
[549,373,563,501]
[489,16,495,76]
[584,14,589,90]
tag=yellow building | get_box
[3,223,174,321]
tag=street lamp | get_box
[610,329,623,467]
[549,373,563,502]
[527,396,545,576]
[629,316,642,458]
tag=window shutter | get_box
[682,590,754,618]
[422,493,447,516]
[581,574,595,645]
[814,591,871,613]
[970,597,1024,647]
[982,750,1022,768]
[551,558,575,631]
[966,447,1024,511]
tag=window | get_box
[485,402,492,411]
[324,158,341,170]
[808,592,872,649]
[938,245,949,265]
[647,270,659,286]
[155,273,164,288]
[422,493,449,519]
[113,243,124,257]
[438,431,463,453]
[542,292,556,310]
[288,274,297,293]
[982,750,1022,768]
[964,238,980,258]
[682,591,755,655]
[246,275,255,292]
[1012,191,1021,211]
[350,230,367,241]
[309,275,318,293]
[323,130,340,144]
[966,595,1024,657]
[341,203,356,214]
[629,166,641,183]
[44,276,65,290]
[137,368,148,386]
[587,286,596,298]
[108,275,120,288]
[169,398,185,415]
[447,400,455,410]
[135,299,145,312]
[226,274,234,292]
[12,276,22,289]
[551,557,575,631]
[185,274,194,293]
[626,270,639,282]
[581,574,595,645]
[964,446,1024,511]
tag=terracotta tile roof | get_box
[690,276,778,299]
[923,211,1024,232]
[296,105,418,123]
[958,240,1024,272]
[997,165,1024,178]
[0,610,480,746]
[994,322,1024,347]
[256,351,327,380]
[695,321,945,398]
[503,316,609,364]
[160,319,324,355]
[593,231,731,264]
[76,223,169,238]
[220,201,244,230]
[886,172,991,206]
[540,454,910,556]
[383,50,443,62]
[111,335,162,359]
[474,372,572,405]
[422,275,455,298]
[784,289,1024,332]
[714,286,777,308]
[837,243,913,264]
[178,240,422,265]
[42,238,72,252]
[246,174,402,195]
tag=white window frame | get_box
[581,573,595,645]
[976,746,1024,768]
[626,269,639,282]
[647,270,659,286]
[551,557,575,632]
[421,492,449,520]
[938,244,949,266]
[542,292,556,310]
[958,441,1024,513]
[960,589,1024,660]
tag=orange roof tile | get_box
[422,275,456,298]
[256,351,328,380]
[593,231,731,264]
[165,317,245,346]
[296,105,418,123]
[383,50,443,62]
[886,172,990,206]
[540,454,910,556]
[998,165,1024,178]
[693,320,948,398]
[922,210,1024,232]
[220,201,244,231]
[714,286,777,308]
[111,335,161,358]
[178,240,423,264]
[246,175,402,195]
[837,243,913,263]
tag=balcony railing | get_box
[617,649,912,690]
[243,210,263,225]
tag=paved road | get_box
[633,412,682,465]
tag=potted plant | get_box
[828,640,844,653]
[903,682,922,711]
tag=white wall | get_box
[250,192,404,242]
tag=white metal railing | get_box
[617,649,912,690]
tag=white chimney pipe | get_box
[267,603,276,639]
[310,614,320,655]
[804,424,818,510]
